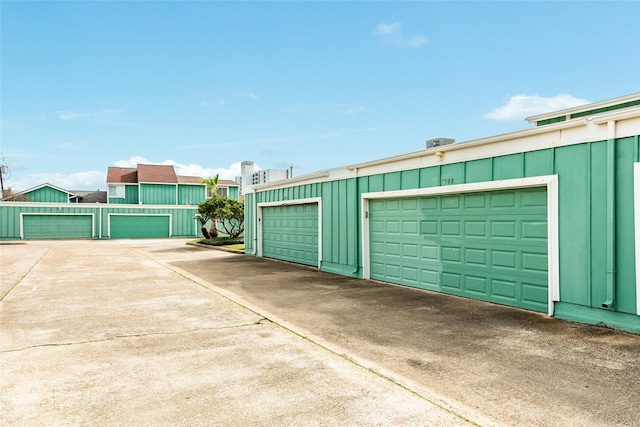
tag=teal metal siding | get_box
[0,206,100,239]
[140,184,176,205]
[0,204,198,240]
[178,184,205,205]
[25,187,69,203]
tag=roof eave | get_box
[525,92,640,123]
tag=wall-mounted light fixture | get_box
[435,151,445,161]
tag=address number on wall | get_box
[441,177,454,185]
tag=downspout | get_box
[351,168,360,276]
[602,120,617,309]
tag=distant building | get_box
[0,163,239,240]
[235,160,290,195]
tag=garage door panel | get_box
[23,215,92,239]
[403,243,418,258]
[522,252,548,273]
[262,203,318,267]
[465,248,487,265]
[466,276,488,294]
[110,215,170,239]
[522,221,547,240]
[523,282,548,304]
[420,269,439,288]
[370,187,548,312]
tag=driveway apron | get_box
[170,246,640,427]
[0,240,470,426]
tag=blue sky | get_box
[1,1,639,192]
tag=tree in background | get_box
[195,213,211,239]
[200,174,220,237]
[197,196,244,239]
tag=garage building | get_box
[244,93,640,334]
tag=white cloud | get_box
[57,108,122,121]
[198,99,225,107]
[375,22,401,36]
[51,141,88,150]
[483,94,590,121]
[286,103,366,115]
[244,93,258,99]
[340,105,366,115]
[7,171,106,193]
[113,156,242,181]
[402,35,428,48]
[375,22,427,48]
[114,156,151,168]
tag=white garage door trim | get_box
[20,213,95,239]
[634,163,640,316]
[257,197,322,267]
[362,175,559,316]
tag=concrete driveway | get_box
[1,240,469,426]
[172,244,640,427]
[2,240,640,426]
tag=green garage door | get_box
[262,203,318,267]
[369,187,548,312]
[110,215,170,239]
[23,215,92,239]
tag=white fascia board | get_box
[252,171,331,190]
[0,202,198,210]
[362,175,556,198]
[251,108,640,191]
[526,93,640,123]
[11,183,78,198]
[347,119,586,172]
[257,197,322,207]
[138,181,179,185]
[1,202,99,209]
[591,106,640,125]
[349,116,639,178]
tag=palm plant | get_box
[200,174,220,237]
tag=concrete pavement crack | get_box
[0,319,267,354]
[0,246,51,302]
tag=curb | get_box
[186,241,244,254]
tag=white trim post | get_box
[634,163,640,316]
